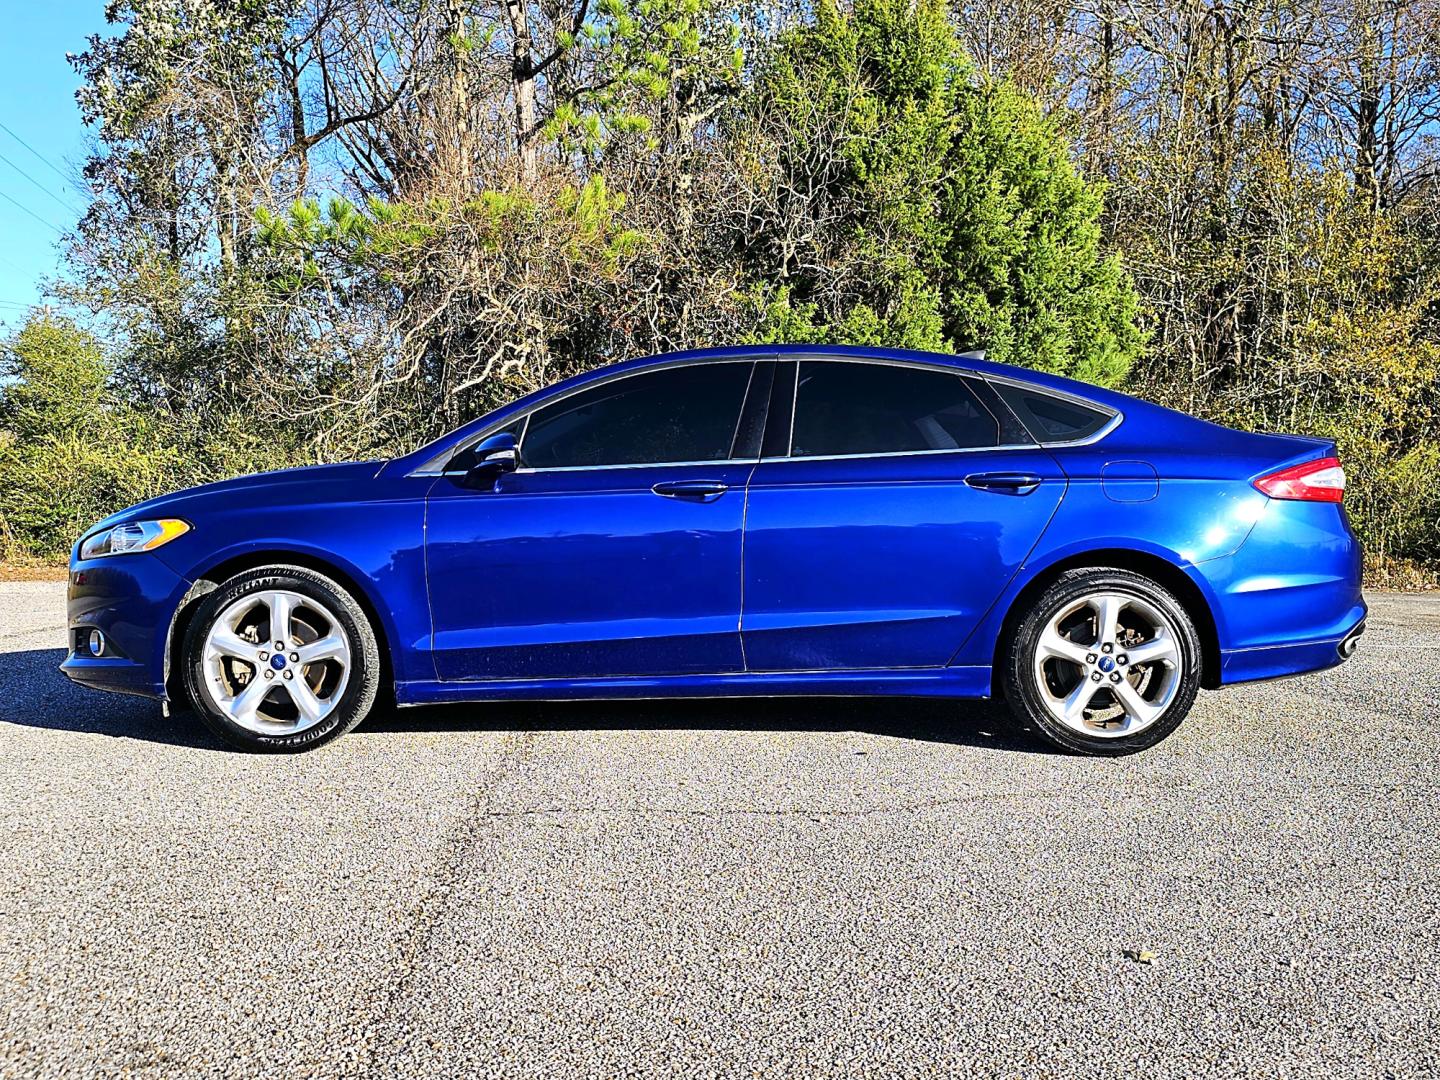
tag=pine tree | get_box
[746,0,1144,385]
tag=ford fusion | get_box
[64,345,1366,755]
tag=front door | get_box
[426,360,763,681]
[741,358,1065,671]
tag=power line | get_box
[0,148,82,217]
[0,120,80,190]
[0,249,33,276]
[0,188,63,234]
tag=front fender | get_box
[159,527,428,688]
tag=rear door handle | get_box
[965,472,1043,496]
[651,479,730,500]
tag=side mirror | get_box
[458,432,519,489]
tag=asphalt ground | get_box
[1,581,1436,1078]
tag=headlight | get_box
[79,519,190,559]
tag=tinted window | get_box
[789,361,1001,457]
[993,383,1113,443]
[522,362,752,468]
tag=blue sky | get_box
[0,1,95,330]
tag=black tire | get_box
[182,565,381,752]
[1002,567,1202,756]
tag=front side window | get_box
[521,362,753,469]
[789,361,1002,458]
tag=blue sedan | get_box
[63,345,1366,754]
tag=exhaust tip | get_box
[1338,621,1365,659]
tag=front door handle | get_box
[651,479,730,500]
[965,472,1043,496]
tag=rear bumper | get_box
[1200,498,1366,686]
[60,553,190,701]
[1218,608,1367,684]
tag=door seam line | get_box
[738,459,759,672]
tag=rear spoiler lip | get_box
[1249,432,1340,482]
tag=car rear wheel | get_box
[1003,568,1202,756]
[182,565,380,752]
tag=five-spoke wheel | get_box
[1032,591,1182,737]
[183,566,379,751]
[201,589,353,734]
[1005,568,1202,755]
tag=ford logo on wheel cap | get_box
[1098,656,1115,673]
[270,653,287,671]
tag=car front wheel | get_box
[1003,568,1202,756]
[182,565,380,752]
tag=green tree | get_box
[942,81,1143,385]
[0,315,182,559]
[738,0,1143,383]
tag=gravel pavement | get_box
[1,582,1436,1078]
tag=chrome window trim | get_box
[726,360,760,459]
[779,355,1124,446]
[1033,409,1122,448]
[785,360,799,457]
[509,456,759,475]
[408,351,1122,477]
[409,357,762,476]
[760,442,1041,465]
[983,371,1123,448]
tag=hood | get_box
[86,460,384,534]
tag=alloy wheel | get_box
[201,589,352,734]
[1031,590,1182,738]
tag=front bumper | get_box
[61,553,192,701]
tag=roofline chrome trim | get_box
[761,351,1123,443]
[783,355,1007,458]
[409,350,1123,476]
[978,369,1124,445]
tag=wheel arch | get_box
[990,548,1223,695]
[164,549,397,705]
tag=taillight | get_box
[1253,456,1345,502]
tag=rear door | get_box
[740,357,1065,671]
[426,359,769,681]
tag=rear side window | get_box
[992,383,1114,443]
[789,361,1002,457]
[522,362,752,468]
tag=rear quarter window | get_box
[992,383,1115,443]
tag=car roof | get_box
[385,343,1139,476]
[597,344,1133,410]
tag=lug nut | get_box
[1117,654,1128,665]
[1101,643,1113,654]
[1085,652,1097,664]
[259,651,269,661]
[1110,672,1122,683]
[263,670,275,680]
[289,652,299,663]
[1091,672,1102,682]
[274,640,284,651]
[282,670,294,681]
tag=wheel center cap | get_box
[270,654,287,671]
[1098,656,1115,673]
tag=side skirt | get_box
[394,665,992,707]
